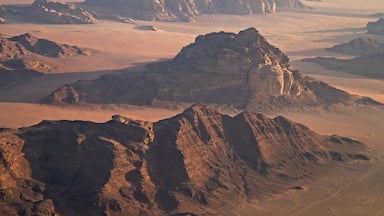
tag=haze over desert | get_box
[0,0,384,215]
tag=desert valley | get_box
[0,0,384,215]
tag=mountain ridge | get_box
[0,104,372,215]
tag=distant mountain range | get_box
[85,0,309,22]
[305,37,384,79]
[0,104,371,215]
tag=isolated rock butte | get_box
[326,38,384,56]
[85,0,307,22]
[367,18,384,35]
[0,33,90,88]
[29,0,97,24]
[44,28,379,110]
[0,104,371,215]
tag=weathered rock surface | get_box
[326,38,384,56]
[0,33,90,88]
[0,104,371,215]
[304,52,384,79]
[367,18,384,35]
[0,5,5,23]
[3,0,97,24]
[44,28,380,111]
[85,0,308,22]
[30,0,97,24]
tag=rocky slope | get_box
[44,28,380,111]
[0,104,371,215]
[304,52,384,79]
[85,0,308,22]
[367,18,384,35]
[3,0,97,24]
[326,38,384,56]
[0,33,90,88]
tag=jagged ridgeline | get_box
[85,0,308,22]
[0,104,371,215]
[43,28,379,111]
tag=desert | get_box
[1,0,384,215]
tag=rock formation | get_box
[326,38,384,56]
[304,52,384,79]
[44,28,380,110]
[0,104,372,215]
[85,0,308,22]
[29,0,97,24]
[0,5,5,23]
[0,33,90,88]
[367,18,384,35]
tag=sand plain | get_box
[0,0,384,215]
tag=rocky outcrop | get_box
[85,0,308,22]
[29,0,97,24]
[326,38,384,56]
[0,104,371,215]
[0,5,5,23]
[304,52,384,79]
[367,18,384,35]
[0,33,90,88]
[44,28,380,111]
[10,33,91,58]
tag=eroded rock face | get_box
[85,0,307,21]
[44,28,379,110]
[367,18,384,35]
[173,28,298,97]
[0,104,371,215]
[30,0,97,24]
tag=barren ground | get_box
[1,0,384,215]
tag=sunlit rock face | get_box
[174,28,301,97]
[31,0,97,24]
[85,0,307,21]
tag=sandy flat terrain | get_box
[1,1,384,215]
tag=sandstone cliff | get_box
[85,0,307,22]
[44,28,380,110]
[0,104,371,215]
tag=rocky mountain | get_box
[30,0,97,24]
[304,52,384,79]
[326,38,384,56]
[0,104,371,215]
[0,33,90,88]
[367,18,384,35]
[44,28,380,111]
[3,0,97,24]
[85,0,308,22]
